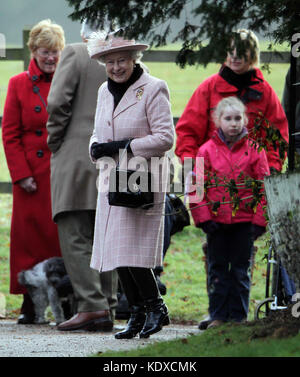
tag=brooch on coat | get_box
[136,87,144,100]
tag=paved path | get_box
[0,319,200,357]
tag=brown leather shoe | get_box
[57,310,113,332]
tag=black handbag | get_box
[167,193,190,235]
[108,141,154,209]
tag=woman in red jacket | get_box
[2,19,65,324]
[190,97,270,328]
[175,29,288,173]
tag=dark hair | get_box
[229,29,260,66]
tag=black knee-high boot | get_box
[128,267,170,338]
[114,267,146,339]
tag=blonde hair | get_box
[27,19,65,53]
[213,96,248,127]
[231,29,260,67]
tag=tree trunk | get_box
[264,172,300,291]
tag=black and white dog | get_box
[18,257,75,324]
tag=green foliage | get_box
[251,112,289,161]
[66,0,300,67]
[162,226,207,322]
[199,168,266,217]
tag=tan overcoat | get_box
[46,43,107,220]
[89,71,174,272]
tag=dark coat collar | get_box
[107,64,144,109]
[216,65,264,103]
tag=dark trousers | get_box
[206,222,253,322]
[116,267,161,309]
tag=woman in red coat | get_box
[2,19,65,324]
[175,29,288,173]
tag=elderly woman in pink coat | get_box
[87,30,174,339]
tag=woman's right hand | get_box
[17,177,37,192]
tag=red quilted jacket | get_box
[190,130,270,227]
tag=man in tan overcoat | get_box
[46,20,118,332]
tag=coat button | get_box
[107,121,111,126]
[34,105,42,113]
[35,129,43,136]
[36,150,44,158]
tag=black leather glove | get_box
[252,224,266,240]
[197,220,220,234]
[90,139,132,159]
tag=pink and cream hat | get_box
[87,30,149,59]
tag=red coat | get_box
[190,130,270,227]
[175,67,289,172]
[2,59,61,294]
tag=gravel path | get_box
[0,319,200,357]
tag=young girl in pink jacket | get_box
[190,96,270,328]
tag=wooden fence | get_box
[0,28,291,193]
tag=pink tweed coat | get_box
[89,71,174,272]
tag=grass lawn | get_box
[146,62,289,116]
[94,323,300,357]
[0,194,22,315]
[0,60,290,117]
[0,61,23,119]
